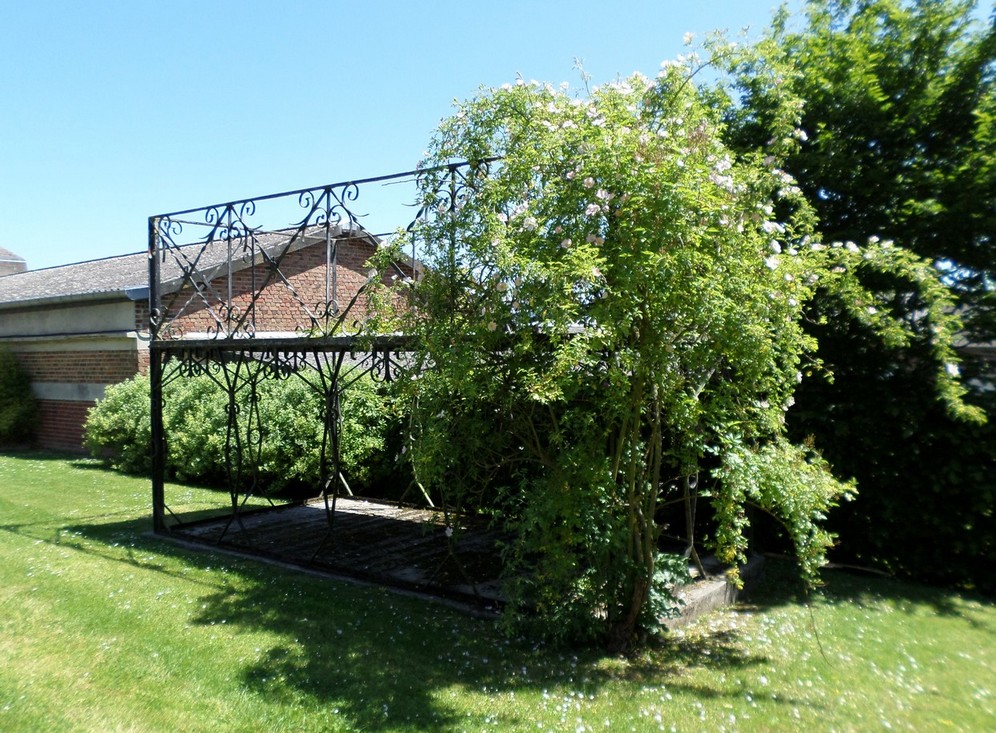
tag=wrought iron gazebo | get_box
[146,163,502,601]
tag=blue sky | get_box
[1,1,798,271]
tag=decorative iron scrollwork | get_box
[148,162,477,547]
[297,183,362,232]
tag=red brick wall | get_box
[15,350,139,384]
[136,340,150,375]
[15,239,409,451]
[159,239,406,336]
[135,301,150,331]
[36,401,92,452]
[9,350,139,452]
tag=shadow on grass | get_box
[3,504,773,731]
[740,555,994,631]
[13,452,980,728]
[0,448,91,462]
[178,570,775,731]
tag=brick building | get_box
[0,228,399,450]
[0,246,27,277]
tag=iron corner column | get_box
[148,217,166,533]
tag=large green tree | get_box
[727,0,995,309]
[722,0,995,589]
[369,46,978,646]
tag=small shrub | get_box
[163,373,228,484]
[0,348,38,447]
[337,373,398,488]
[84,366,400,497]
[83,376,151,472]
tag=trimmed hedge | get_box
[0,348,37,447]
[84,368,404,497]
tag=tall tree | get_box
[368,46,978,647]
[723,0,995,590]
[729,0,994,319]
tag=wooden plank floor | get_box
[169,497,505,609]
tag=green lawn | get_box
[0,452,992,732]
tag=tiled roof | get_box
[0,249,159,308]
[0,226,371,310]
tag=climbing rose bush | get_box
[369,48,978,649]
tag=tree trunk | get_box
[608,574,650,653]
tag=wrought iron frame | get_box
[147,162,490,558]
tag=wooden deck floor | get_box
[168,497,505,609]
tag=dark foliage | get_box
[725,0,995,592]
[0,347,37,447]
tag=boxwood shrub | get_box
[84,367,405,497]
